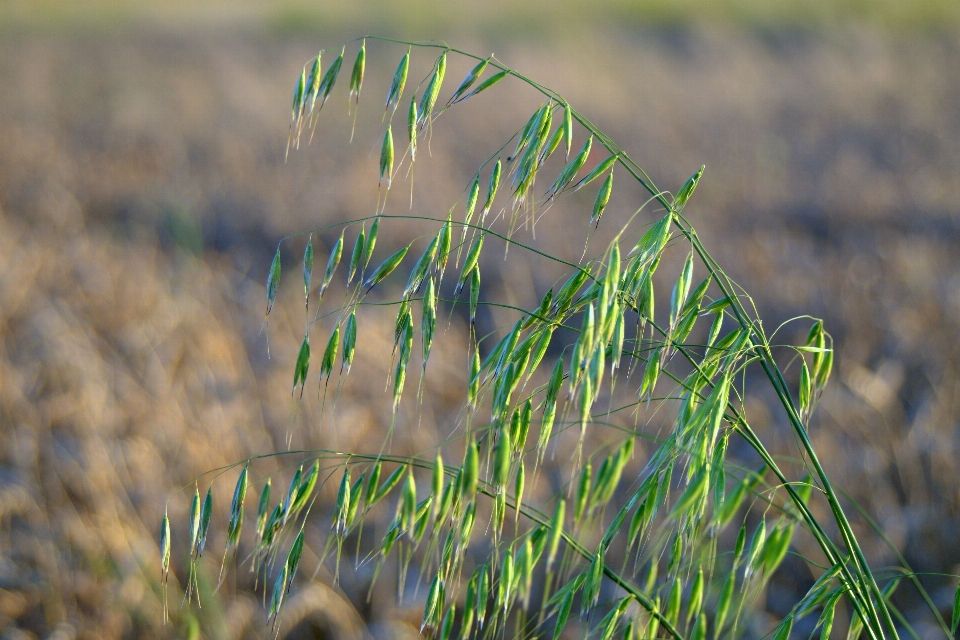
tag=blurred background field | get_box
[1,1,960,638]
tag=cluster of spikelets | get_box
[160,38,960,640]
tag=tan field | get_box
[1,3,959,638]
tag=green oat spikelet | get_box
[226,466,248,552]
[317,231,344,300]
[456,232,484,296]
[421,276,436,366]
[364,217,379,269]
[573,154,618,192]
[385,48,410,114]
[380,124,395,189]
[320,325,340,382]
[256,479,271,540]
[458,69,508,103]
[591,170,613,227]
[266,247,281,317]
[292,335,310,396]
[363,244,410,291]
[302,235,313,308]
[546,135,592,199]
[673,164,704,213]
[348,40,365,107]
[449,56,489,104]
[563,103,573,159]
[347,227,364,286]
[417,51,447,130]
[342,311,357,374]
[317,46,344,112]
[481,158,501,223]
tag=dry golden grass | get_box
[1,20,960,639]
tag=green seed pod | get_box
[688,569,704,624]
[481,158,501,222]
[460,69,508,102]
[347,228,364,285]
[518,537,534,608]
[547,135,592,198]
[574,154,618,192]
[402,469,417,531]
[800,358,812,414]
[498,551,515,612]
[266,247,281,316]
[514,460,525,511]
[318,232,344,299]
[292,335,310,395]
[691,613,707,640]
[291,460,319,516]
[469,266,480,325]
[363,217,379,269]
[745,519,767,578]
[334,466,351,536]
[305,53,321,113]
[292,66,306,117]
[670,253,694,328]
[317,47,344,109]
[494,427,510,490]
[363,244,410,291]
[385,48,410,113]
[563,104,573,160]
[160,511,171,581]
[282,466,303,521]
[449,56,489,104]
[540,121,564,166]
[463,440,479,502]
[371,465,405,506]
[590,171,613,227]
[303,236,314,307]
[364,462,381,505]
[547,499,565,569]
[439,605,455,640]
[437,215,453,281]
[422,277,436,366]
[342,311,357,374]
[421,575,444,635]
[403,235,438,299]
[197,487,212,556]
[431,452,444,509]
[348,40,365,105]
[771,616,793,640]
[256,479,271,539]
[468,348,481,411]
[714,571,735,635]
[407,93,418,161]
[462,174,481,241]
[665,579,682,625]
[320,325,340,381]
[268,563,288,622]
[380,125,394,188]
[188,488,201,553]
[574,462,592,521]
[417,51,447,129]
[818,592,840,640]
[673,165,704,213]
[457,232,484,296]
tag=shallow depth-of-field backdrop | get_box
[2,1,960,638]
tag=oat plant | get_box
[163,38,959,640]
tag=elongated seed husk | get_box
[380,125,394,188]
[449,56,489,104]
[266,248,281,315]
[385,49,410,112]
